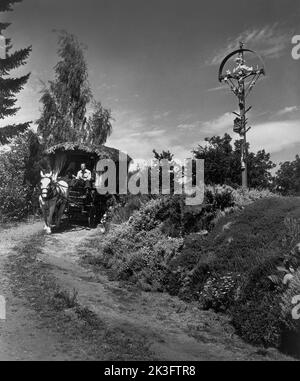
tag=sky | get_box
[1,0,300,168]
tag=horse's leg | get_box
[56,182,69,229]
[56,201,66,228]
[46,200,56,234]
[39,197,48,231]
[43,210,48,231]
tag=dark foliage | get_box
[0,122,30,144]
[0,0,31,143]
[0,131,42,220]
[0,0,22,12]
[193,133,275,188]
[37,32,112,147]
[171,197,300,348]
[275,155,300,196]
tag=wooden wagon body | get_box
[44,142,130,228]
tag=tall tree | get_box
[38,32,91,146]
[38,32,113,147]
[83,101,113,145]
[153,149,174,161]
[275,155,300,195]
[193,134,234,185]
[193,133,275,188]
[0,0,32,144]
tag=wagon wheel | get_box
[88,205,97,229]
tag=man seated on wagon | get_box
[76,163,92,191]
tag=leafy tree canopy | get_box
[38,32,113,147]
[193,133,276,188]
[153,149,174,162]
[275,155,300,196]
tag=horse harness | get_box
[40,177,67,203]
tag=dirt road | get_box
[0,221,293,361]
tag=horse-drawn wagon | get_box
[39,142,130,233]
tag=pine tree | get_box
[0,0,32,144]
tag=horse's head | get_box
[40,170,53,200]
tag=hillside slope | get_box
[173,197,300,356]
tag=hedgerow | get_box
[0,132,40,221]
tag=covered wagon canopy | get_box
[45,142,123,161]
[43,142,132,182]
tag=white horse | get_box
[39,171,69,234]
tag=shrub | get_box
[106,194,154,226]
[232,292,283,347]
[0,130,44,222]
[231,187,276,208]
[88,223,183,292]
[199,272,242,312]
[231,256,285,347]
[0,132,39,221]
[281,270,300,331]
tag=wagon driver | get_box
[76,163,92,191]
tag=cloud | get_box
[177,122,200,130]
[143,129,166,137]
[201,112,234,134]
[276,106,299,116]
[249,119,300,153]
[107,109,191,161]
[208,24,291,66]
[153,111,170,121]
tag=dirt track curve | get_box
[0,221,293,361]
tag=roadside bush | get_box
[231,256,284,347]
[199,272,242,312]
[106,194,154,226]
[281,270,300,329]
[89,223,183,292]
[0,131,41,221]
[231,187,276,208]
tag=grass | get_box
[177,197,300,287]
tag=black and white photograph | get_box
[0,0,300,365]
